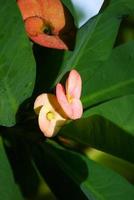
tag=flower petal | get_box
[34,93,58,113]
[30,33,68,50]
[66,69,82,99]
[56,83,83,119]
[34,93,48,114]
[17,0,42,20]
[38,98,67,137]
[69,98,83,119]
[38,0,66,33]
[56,83,72,118]
[25,17,44,36]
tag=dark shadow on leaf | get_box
[32,3,77,98]
[100,0,111,13]
[2,132,40,199]
[31,141,88,200]
[114,15,134,47]
[59,4,77,50]
[33,45,64,96]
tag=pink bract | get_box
[34,93,67,137]
[56,70,83,120]
[17,0,76,50]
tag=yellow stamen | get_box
[46,111,55,121]
[67,94,73,103]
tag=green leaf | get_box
[54,3,120,83]
[32,141,134,200]
[59,41,134,162]
[82,41,134,107]
[59,95,134,163]
[84,94,134,134]
[0,137,23,200]
[0,0,35,126]
[34,0,134,96]
[54,0,134,106]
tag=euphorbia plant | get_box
[0,0,134,200]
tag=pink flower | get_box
[34,69,83,137]
[34,93,67,137]
[56,69,83,120]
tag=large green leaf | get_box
[32,141,134,200]
[82,41,134,107]
[33,0,134,97]
[0,0,35,126]
[0,137,23,200]
[54,3,120,83]
[33,0,119,93]
[59,41,134,162]
[53,0,134,107]
[59,95,134,163]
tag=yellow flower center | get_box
[43,24,52,35]
[67,94,73,104]
[46,111,55,121]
